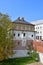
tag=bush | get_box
[31,50,39,61]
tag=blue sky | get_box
[0,0,43,22]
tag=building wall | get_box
[38,52,43,63]
[13,31,35,40]
[33,40,43,63]
[10,30,35,57]
[9,50,29,58]
[12,40,33,50]
[35,24,43,40]
[12,23,35,31]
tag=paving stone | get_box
[27,62,43,65]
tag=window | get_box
[23,33,25,37]
[38,36,39,40]
[38,27,39,29]
[36,36,37,39]
[18,33,20,37]
[36,36,39,40]
[36,32,39,34]
[36,27,37,29]
[40,31,42,33]
[40,27,42,29]
[31,35,33,37]
[40,36,42,40]
[14,33,15,36]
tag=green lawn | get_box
[0,57,35,65]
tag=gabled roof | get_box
[13,17,34,26]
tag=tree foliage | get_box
[0,13,13,61]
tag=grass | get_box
[0,51,39,65]
[0,57,35,65]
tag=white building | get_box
[31,20,43,41]
[31,20,43,63]
[10,17,36,57]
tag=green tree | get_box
[0,13,14,61]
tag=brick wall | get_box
[33,41,43,53]
[12,40,33,50]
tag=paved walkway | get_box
[27,62,43,65]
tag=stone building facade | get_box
[10,17,36,57]
[31,20,43,41]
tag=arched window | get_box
[14,33,15,36]
[23,33,25,37]
[18,33,20,37]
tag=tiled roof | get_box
[13,17,34,26]
[31,20,43,25]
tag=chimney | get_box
[21,17,24,21]
[17,17,20,21]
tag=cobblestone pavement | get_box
[27,62,43,65]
